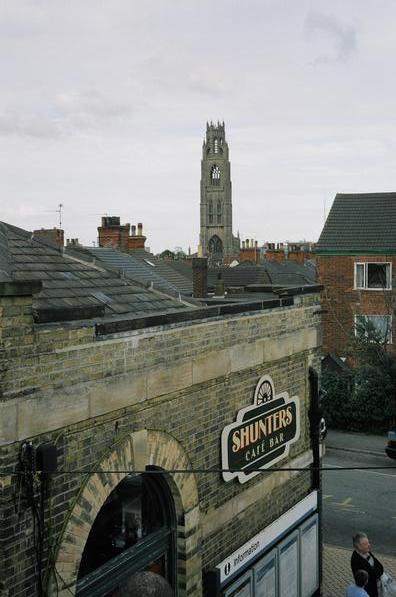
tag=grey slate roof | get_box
[75,247,193,296]
[168,260,315,289]
[0,222,193,323]
[316,193,396,253]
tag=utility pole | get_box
[309,366,323,595]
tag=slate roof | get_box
[316,193,396,253]
[0,222,194,324]
[73,247,193,296]
[168,260,315,289]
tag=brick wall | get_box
[317,254,396,356]
[0,292,321,596]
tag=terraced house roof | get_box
[0,222,194,324]
[316,192,396,254]
[70,246,193,296]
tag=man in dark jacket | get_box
[351,533,383,597]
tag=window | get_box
[208,235,223,257]
[214,137,218,153]
[354,262,391,290]
[77,472,176,596]
[210,165,220,186]
[217,200,222,224]
[208,199,213,224]
[355,314,392,343]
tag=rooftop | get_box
[316,192,396,254]
[0,222,194,324]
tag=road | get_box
[322,447,396,555]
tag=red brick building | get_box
[316,193,396,357]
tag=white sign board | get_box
[216,491,317,584]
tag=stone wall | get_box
[0,292,321,596]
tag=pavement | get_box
[326,429,388,457]
[322,429,396,596]
[323,544,396,597]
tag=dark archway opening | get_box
[76,470,176,597]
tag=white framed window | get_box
[354,262,392,290]
[354,314,392,343]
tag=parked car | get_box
[385,430,396,459]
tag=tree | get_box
[321,317,396,432]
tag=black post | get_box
[309,366,323,595]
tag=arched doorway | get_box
[76,469,175,596]
[49,430,201,597]
[208,235,223,262]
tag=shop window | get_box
[77,471,175,596]
[354,262,391,289]
[355,314,392,343]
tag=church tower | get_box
[199,121,239,263]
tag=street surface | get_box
[322,439,396,555]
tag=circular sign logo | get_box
[254,376,274,405]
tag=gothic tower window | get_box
[208,199,214,224]
[208,235,223,258]
[214,138,218,153]
[211,165,220,186]
[217,200,222,224]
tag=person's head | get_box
[353,532,371,555]
[119,571,173,597]
[354,569,369,588]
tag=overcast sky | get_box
[1,1,396,252]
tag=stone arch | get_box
[49,430,201,597]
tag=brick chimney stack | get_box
[192,257,208,298]
[239,237,260,264]
[33,228,64,249]
[128,222,146,250]
[98,216,130,251]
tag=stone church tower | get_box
[199,121,240,263]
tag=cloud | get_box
[0,108,63,139]
[0,4,45,38]
[187,66,228,97]
[304,12,357,64]
[54,89,135,129]
[0,89,136,139]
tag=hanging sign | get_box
[221,376,300,483]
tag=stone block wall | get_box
[0,291,321,596]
